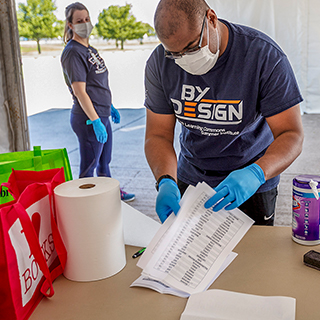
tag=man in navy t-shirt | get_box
[145,0,304,225]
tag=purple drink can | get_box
[292,175,320,245]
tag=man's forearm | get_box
[255,104,304,181]
[145,135,178,181]
[255,129,303,181]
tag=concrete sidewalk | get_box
[28,109,320,226]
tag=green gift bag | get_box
[0,146,73,204]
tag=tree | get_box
[135,22,155,44]
[54,20,65,40]
[91,26,99,38]
[96,4,155,50]
[17,0,61,54]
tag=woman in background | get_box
[61,2,135,202]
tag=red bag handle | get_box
[10,169,68,298]
[1,168,63,201]
[43,182,67,279]
[21,181,67,296]
[13,202,55,297]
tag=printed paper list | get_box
[153,192,244,288]
[136,182,254,295]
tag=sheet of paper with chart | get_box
[131,251,238,298]
[134,182,254,295]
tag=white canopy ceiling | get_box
[208,0,320,113]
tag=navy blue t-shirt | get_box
[61,40,112,117]
[144,19,303,191]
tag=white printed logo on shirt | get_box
[171,84,243,126]
[88,48,107,74]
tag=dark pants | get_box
[71,112,112,178]
[177,179,278,226]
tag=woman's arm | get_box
[72,81,107,143]
[71,81,99,121]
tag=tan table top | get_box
[30,226,320,320]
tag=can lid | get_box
[293,174,320,190]
[294,175,320,185]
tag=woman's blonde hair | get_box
[64,2,88,43]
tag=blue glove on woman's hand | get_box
[87,118,107,143]
[111,104,120,124]
[156,179,181,223]
[204,163,265,212]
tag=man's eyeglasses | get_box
[164,14,207,60]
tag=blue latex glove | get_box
[86,118,107,143]
[111,104,120,124]
[204,163,265,212]
[156,179,181,223]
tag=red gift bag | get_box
[0,168,67,320]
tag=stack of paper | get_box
[131,182,254,297]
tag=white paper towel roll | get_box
[54,177,126,282]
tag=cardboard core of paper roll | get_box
[79,183,96,189]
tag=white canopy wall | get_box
[208,0,320,113]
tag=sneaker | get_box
[120,188,135,202]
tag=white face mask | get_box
[73,21,93,39]
[175,19,220,75]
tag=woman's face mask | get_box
[73,21,93,39]
[175,19,220,75]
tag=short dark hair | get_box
[64,2,88,43]
[154,0,209,40]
